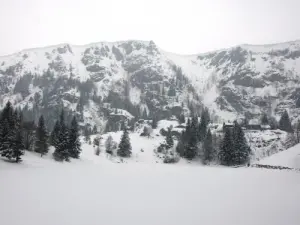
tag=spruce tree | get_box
[261,113,269,125]
[92,125,98,134]
[151,116,158,129]
[296,120,300,143]
[105,135,114,155]
[198,109,210,141]
[1,107,24,162]
[50,121,60,146]
[203,129,213,164]
[12,129,24,162]
[0,102,14,153]
[117,127,132,157]
[53,110,70,161]
[219,128,233,166]
[296,97,300,108]
[11,110,24,162]
[34,115,49,157]
[184,117,198,160]
[176,133,185,157]
[142,109,148,120]
[165,127,174,149]
[68,116,81,158]
[232,122,250,165]
[279,110,293,133]
[179,114,185,124]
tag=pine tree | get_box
[184,117,198,160]
[203,129,213,164]
[0,103,24,162]
[105,135,114,155]
[261,113,269,125]
[92,125,98,134]
[50,121,60,146]
[151,116,158,129]
[142,109,148,120]
[34,115,49,157]
[279,110,293,133]
[0,102,13,153]
[11,110,24,162]
[198,109,210,142]
[179,114,185,124]
[12,129,24,162]
[232,122,250,165]
[165,127,174,149]
[53,110,70,161]
[95,137,101,156]
[68,116,81,159]
[296,120,300,143]
[117,127,132,157]
[176,133,185,157]
[219,128,233,166]
[296,97,300,108]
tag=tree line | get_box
[168,109,252,166]
[0,102,81,163]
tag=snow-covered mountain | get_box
[1,40,300,130]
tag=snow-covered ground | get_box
[0,153,299,225]
[259,143,300,168]
[0,123,299,225]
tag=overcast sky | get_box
[0,0,299,55]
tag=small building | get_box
[261,124,271,130]
[223,122,234,130]
[246,124,262,130]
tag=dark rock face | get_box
[1,39,300,130]
[233,76,265,88]
[112,45,123,61]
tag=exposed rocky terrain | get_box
[0,40,300,132]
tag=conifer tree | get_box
[296,120,300,143]
[151,116,158,129]
[92,125,98,134]
[11,110,24,162]
[142,109,148,120]
[203,129,213,164]
[176,133,185,157]
[232,122,250,165]
[198,114,207,142]
[261,113,269,125]
[50,121,60,146]
[279,110,293,133]
[53,110,69,161]
[0,102,13,153]
[105,135,114,155]
[117,126,132,157]
[219,128,233,166]
[296,97,300,108]
[184,116,198,160]
[165,127,174,149]
[12,129,24,162]
[68,116,81,158]
[34,115,49,157]
[179,114,185,124]
[0,103,24,162]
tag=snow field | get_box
[0,159,299,225]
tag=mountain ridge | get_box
[2,39,300,59]
[0,38,300,130]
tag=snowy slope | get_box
[259,143,300,168]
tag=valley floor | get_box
[0,153,299,225]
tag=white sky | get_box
[0,0,299,55]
